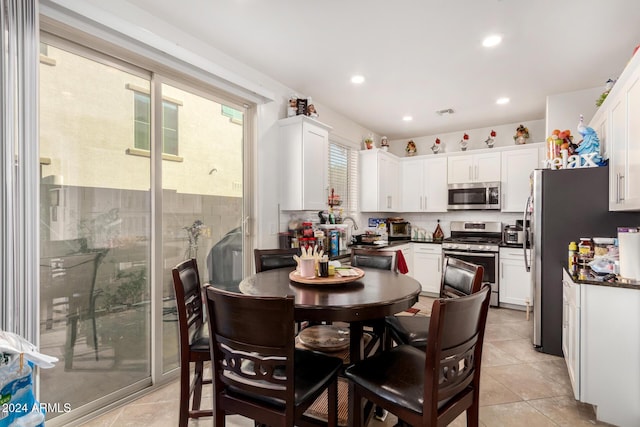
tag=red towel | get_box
[396,250,409,274]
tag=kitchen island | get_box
[562,269,640,427]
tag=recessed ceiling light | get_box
[402,116,413,122]
[496,97,510,105]
[351,75,365,84]
[482,34,502,48]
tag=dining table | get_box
[208,266,422,426]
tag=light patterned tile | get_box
[490,338,560,363]
[482,342,523,367]
[480,373,523,406]
[484,361,573,401]
[527,395,612,426]
[479,401,557,427]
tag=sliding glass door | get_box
[38,36,249,422]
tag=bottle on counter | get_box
[433,219,444,241]
[578,237,594,259]
[568,241,578,275]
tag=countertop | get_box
[564,267,640,290]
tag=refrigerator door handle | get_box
[523,196,531,272]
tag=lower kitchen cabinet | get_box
[412,243,442,295]
[499,247,531,309]
[381,243,413,278]
[561,270,640,427]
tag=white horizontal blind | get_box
[328,142,358,213]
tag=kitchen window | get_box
[328,141,358,213]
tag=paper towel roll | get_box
[618,227,640,280]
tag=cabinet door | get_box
[302,123,328,210]
[609,98,627,210]
[562,275,580,400]
[423,157,448,212]
[499,248,532,307]
[501,149,538,212]
[625,75,640,209]
[475,152,501,182]
[401,159,424,212]
[379,155,399,211]
[447,155,473,184]
[413,246,442,294]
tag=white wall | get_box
[545,87,601,137]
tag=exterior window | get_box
[134,93,179,155]
[328,141,358,213]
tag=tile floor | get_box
[78,297,612,427]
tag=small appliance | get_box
[447,182,500,210]
[504,225,524,245]
[387,219,411,241]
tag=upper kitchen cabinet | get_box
[447,151,501,184]
[591,50,640,211]
[501,146,540,212]
[401,156,448,212]
[278,115,332,210]
[360,149,400,212]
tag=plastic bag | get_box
[0,356,45,427]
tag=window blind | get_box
[328,142,358,213]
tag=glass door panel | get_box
[160,83,245,372]
[39,43,151,419]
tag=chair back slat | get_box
[172,259,204,348]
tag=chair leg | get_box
[327,379,338,427]
[91,315,99,361]
[178,359,190,427]
[64,316,78,370]
[192,361,204,411]
[352,386,363,427]
[466,401,480,427]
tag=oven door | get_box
[442,249,499,307]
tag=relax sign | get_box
[543,149,600,169]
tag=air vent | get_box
[436,108,455,116]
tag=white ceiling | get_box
[123,0,640,139]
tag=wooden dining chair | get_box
[171,258,212,427]
[345,285,492,427]
[254,247,301,272]
[385,257,484,351]
[205,285,343,427]
[350,248,397,272]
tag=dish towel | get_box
[396,250,409,274]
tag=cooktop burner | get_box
[443,236,502,244]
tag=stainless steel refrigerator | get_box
[523,166,640,356]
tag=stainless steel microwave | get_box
[447,182,501,210]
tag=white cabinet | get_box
[561,270,640,427]
[360,149,400,212]
[590,50,640,211]
[447,151,501,184]
[401,156,448,212]
[278,115,332,210]
[501,148,539,212]
[412,243,442,295]
[381,243,413,278]
[499,248,532,308]
[562,272,580,400]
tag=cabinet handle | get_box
[468,166,472,181]
[475,165,479,181]
[419,196,423,210]
[616,173,621,203]
[424,195,427,210]
[437,256,441,272]
[620,174,625,202]
[501,262,504,278]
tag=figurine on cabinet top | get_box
[431,138,441,154]
[380,136,389,152]
[306,104,319,118]
[406,140,417,156]
[459,133,469,151]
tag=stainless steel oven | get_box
[447,182,501,210]
[442,221,502,307]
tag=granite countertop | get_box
[565,268,640,290]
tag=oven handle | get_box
[442,250,496,258]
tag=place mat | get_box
[289,267,365,286]
[303,377,349,426]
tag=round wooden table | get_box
[211,267,421,427]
